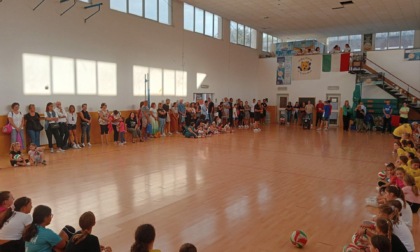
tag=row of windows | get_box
[262,33,281,52]
[375,31,414,50]
[110,0,171,25]
[23,54,187,97]
[229,21,257,49]
[183,3,222,39]
[327,31,414,53]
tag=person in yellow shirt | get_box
[408,158,420,178]
[396,155,409,172]
[393,141,406,157]
[392,123,413,139]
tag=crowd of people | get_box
[343,128,420,251]
[0,192,198,251]
[6,98,271,166]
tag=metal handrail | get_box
[365,58,420,94]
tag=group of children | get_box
[9,142,46,167]
[0,191,198,252]
[343,134,420,251]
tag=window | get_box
[374,30,415,50]
[230,21,257,49]
[262,33,281,52]
[327,34,362,52]
[110,0,171,25]
[79,0,91,3]
[183,3,222,40]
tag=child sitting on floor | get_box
[28,143,46,166]
[9,142,29,167]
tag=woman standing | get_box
[342,100,351,131]
[244,101,250,128]
[286,102,293,124]
[293,102,300,124]
[355,104,366,132]
[45,102,64,153]
[79,103,91,147]
[111,110,121,144]
[149,103,159,137]
[298,102,306,125]
[98,103,110,145]
[24,104,43,147]
[170,102,179,134]
[67,105,81,149]
[157,103,167,137]
[8,103,25,149]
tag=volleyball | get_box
[13,154,21,160]
[343,243,361,251]
[377,171,386,180]
[351,233,369,249]
[290,230,308,248]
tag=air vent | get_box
[277,87,288,91]
[200,85,209,89]
[332,6,344,10]
[327,86,340,90]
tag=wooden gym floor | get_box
[1,125,418,251]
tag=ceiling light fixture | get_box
[340,0,354,5]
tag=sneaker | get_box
[50,148,54,153]
[26,162,31,166]
[72,144,78,149]
[87,143,91,147]
[57,148,65,152]
[13,164,18,167]
[168,132,172,136]
[76,144,81,149]
[42,160,47,165]
[80,143,85,147]
[162,133,166,137]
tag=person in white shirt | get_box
[54,101,69,150]
[67,105,81,149]
[250,99,256,125]
[7,102,25,149]
[343,43,351,53]
[0,197,33,252]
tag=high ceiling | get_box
[182,0,420,40]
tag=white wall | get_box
[0,0,258,114]
[257,58,356,105]
[366,50,420,98]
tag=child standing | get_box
[9,142,29,167]
[28,143,46,166]
[117,117,126,145]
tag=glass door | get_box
[326,94,341,127]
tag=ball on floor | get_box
[290,230,308,248]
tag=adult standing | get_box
[342,100,351,131]
[98,103,110,145]
[149,103,159,137]
[170,102,179,134]
[298,102,306,125]
[250,99,256,125]
[254,100,262,131]
[318,100,332,131]
[7,103,24,148]
[79,103,92,147]
[229,98,234,126]
[66,105,81,149]
[244,101,251,128]
[222,98,230,125]
[24,104,43,147]
[178,99,186,131]
[315,100,324,127]
[157,103,166,137]
[286,102,293,124]
[261,99,268,125]
[45,102,64,153]
[141,101,150,140]
[399,102,410,125]
[354,104,366,132]
[304,100,314,127]
[54,101,69,149]
[163,99,172,136]
[238,101,245,128]
[201,100,208,121]
[207,98,214,123]
[382,100,393,134]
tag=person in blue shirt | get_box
[317,100,332,131]
[382,100,393,134]
[23,205,67,252]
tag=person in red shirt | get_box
[315,100,324,128]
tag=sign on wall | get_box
[404,49,420,61]
[276,56,292,85]
[292,55,322,80]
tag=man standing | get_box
[261,98,268,125]
[79,103,92,147]
[178,99,186,131]
[141,100,150,140]
[208,98,214,123]
[315,100,324,128]
[163,99,172,136]
[317,100,332,130]
[223,97,230,125]
[250,98,256,125]
[229,98,234,126]
[305,100,314,127]
[382,100,393,134]
[54,101,69,149]
[201,100,209,120]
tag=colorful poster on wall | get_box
[276,56,292,85]
[363,34,373,51]
[292,55,322,80]
[404,49,420,61]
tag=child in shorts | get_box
[28,143,46,166]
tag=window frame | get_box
[110,0,172,25]
[183,3,222,40]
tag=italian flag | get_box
[322,53,351,72]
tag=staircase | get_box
[359,58,420,118]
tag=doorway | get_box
[277,94,288,122]
[326,94,341,127]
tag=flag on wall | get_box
[276,56,292,84]
[322,53,350,72]
[291,54,322,80]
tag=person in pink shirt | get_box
[117,117,126,145]
[402,174,420,213]
[390,168,406,189]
